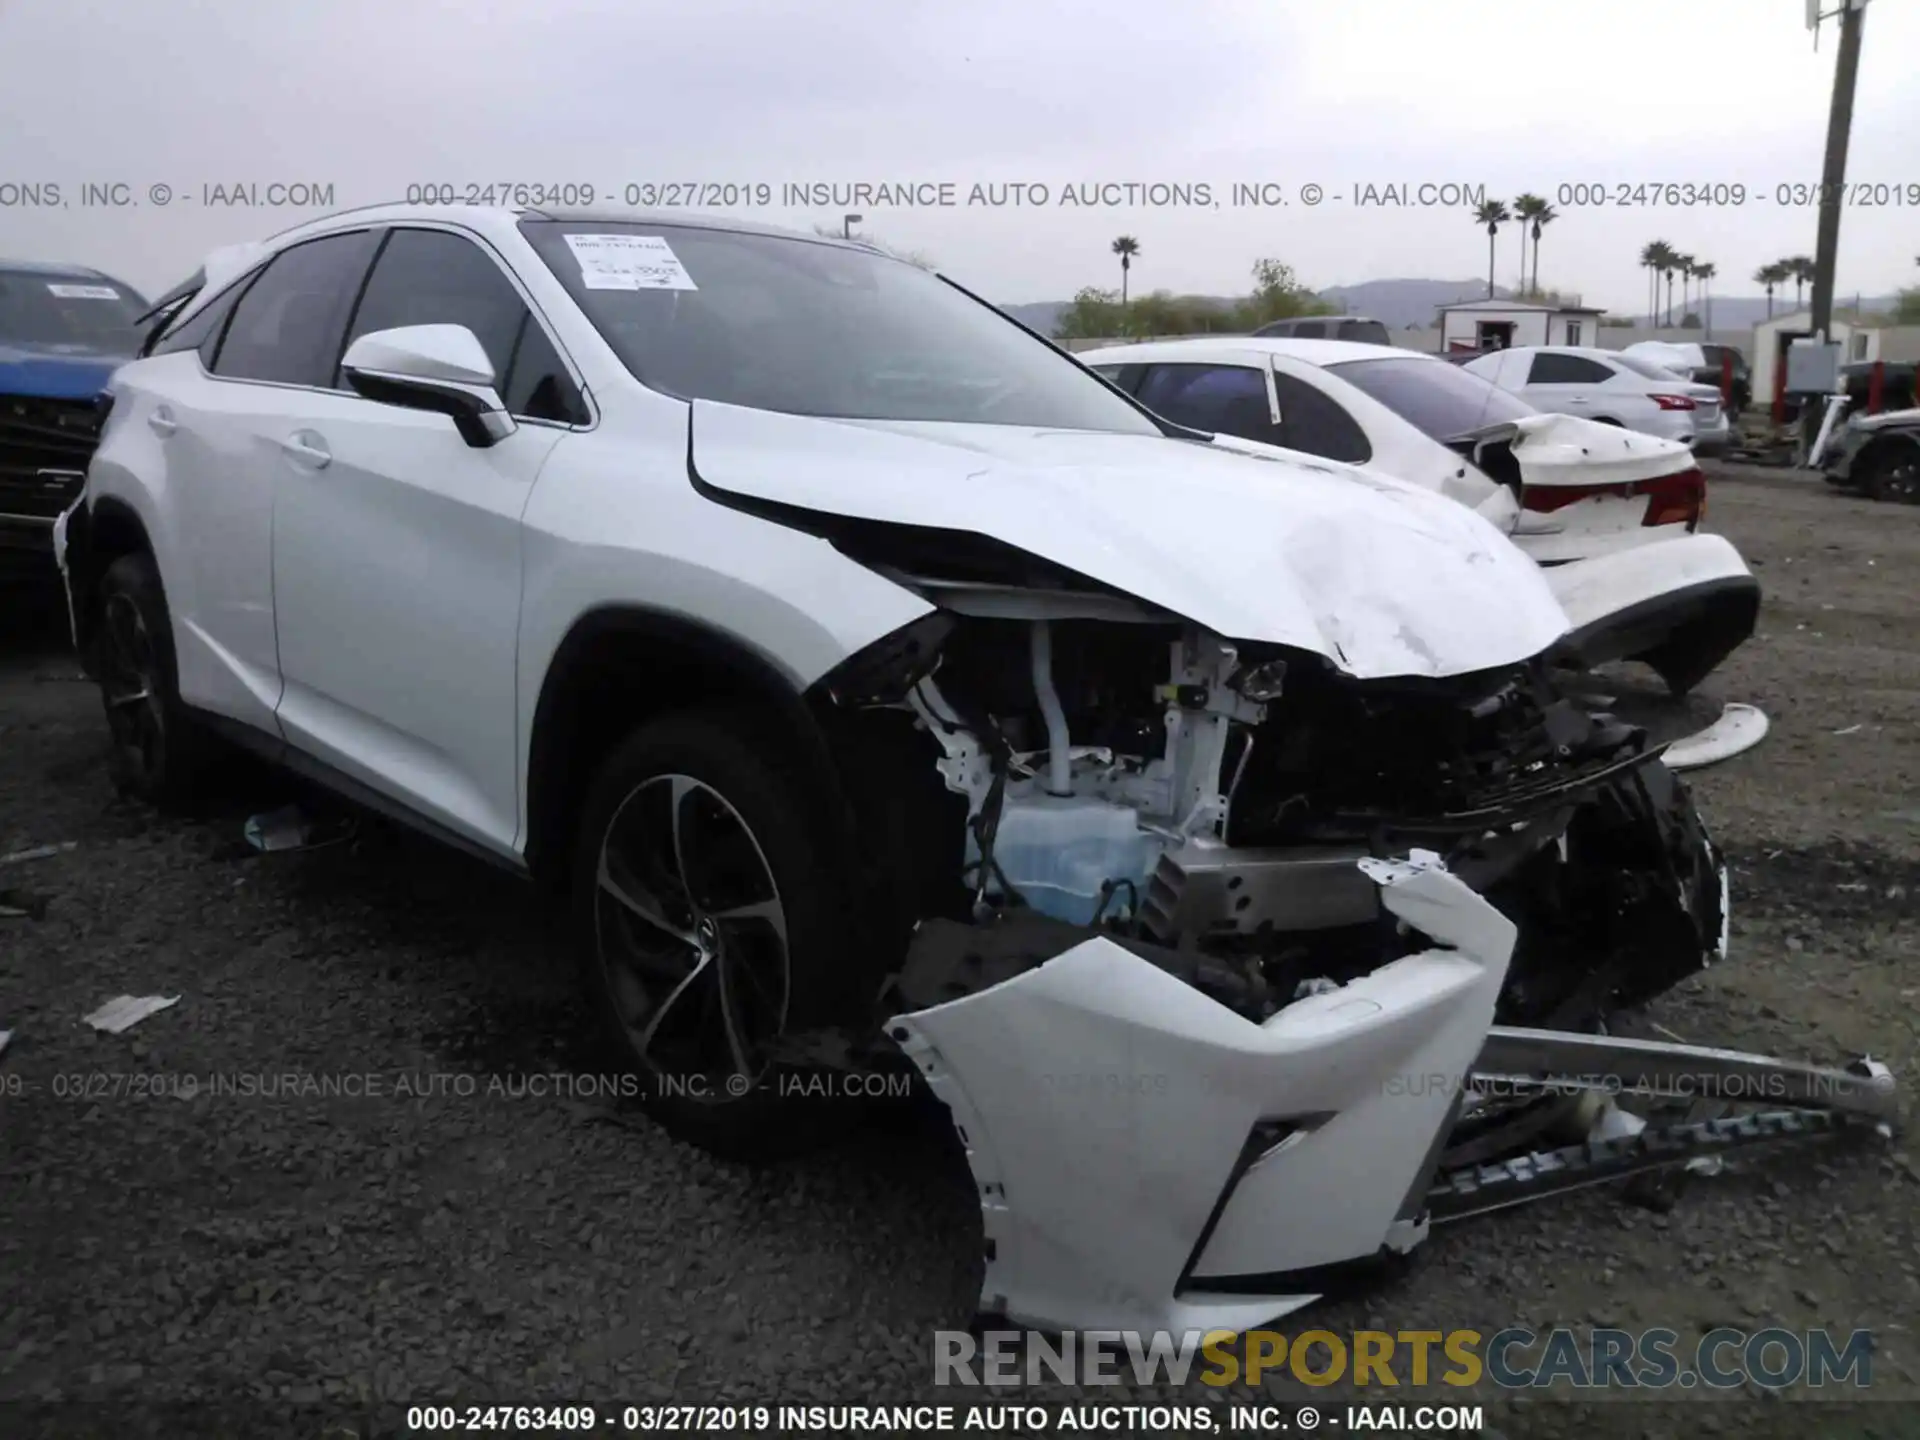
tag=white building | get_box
[1438,299,1608,353]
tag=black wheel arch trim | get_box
[65,494,155,666]
[522,603,866,882]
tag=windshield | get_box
[0,271,146,354]
[1327,355,1535,439]
[520,221,1162,433]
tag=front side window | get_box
[1289,321,1326,339]
[1134,364,1278,443]
[0,271,146,354]
[1335,320,1389,344]
[519,220,1161,434]
[212,231,381,387]
[1328,356,1535,440]
[340,227,586,423]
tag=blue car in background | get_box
[1,260,147,584]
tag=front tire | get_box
[90,552,214,812]
[569,708,870,1161]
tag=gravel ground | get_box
[2,463,1917,1440]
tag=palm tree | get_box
[1111,236,1140,306]
[1640,242,1666,326]
[1787,255,1815,310]
[1473,199,1510,298]
[1512,194,1547,294]
[1676,254,1696,318]
[1644,241,1679,325]
[1527,204,1556,296]
[1754,262,1786,318]
[1693,261,1715,331]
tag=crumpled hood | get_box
[1490,412,1696,487]
[688,400,1572,680]
[0,344,124,401]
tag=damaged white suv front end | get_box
[67,208,1776,1339]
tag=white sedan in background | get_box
[1461,344,1731,455]
[1080,337,1758,695]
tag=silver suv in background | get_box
[1252,315,1392,345]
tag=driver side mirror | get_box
[341,324,516,448]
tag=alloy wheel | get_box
[99,592,166,784]
[592,774,791,1098]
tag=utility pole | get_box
[1802,0,1868,458]
[1809,0,1866,342]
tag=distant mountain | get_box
[1316,278,1510,329]
[1647,293,1898,332]
[1000,300,1070,334]
[1000,286,1904,338]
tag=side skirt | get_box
[193,707,531,880]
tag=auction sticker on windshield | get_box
[563,233,698,291]
[46,283,123,300]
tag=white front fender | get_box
[887,854,1516,1334]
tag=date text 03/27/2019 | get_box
[400,1401,1491,1432]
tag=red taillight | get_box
[1521,466,1705,529]
[1640,467,1706,528]
[1650,393,1697,411]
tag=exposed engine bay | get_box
[819,606,1725,1033]
[789,602,1896,1335]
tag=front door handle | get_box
[280,430,331,469]
[147,407,177,437]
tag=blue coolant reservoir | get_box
[968,793,1166,927]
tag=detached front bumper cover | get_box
[887,853,1517,1335]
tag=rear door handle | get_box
[280,430,331,469]
[147,407,177,437]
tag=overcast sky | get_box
[3,0,1916,311]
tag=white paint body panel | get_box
[88,356,288,734]
[890,854,1516,1334]
[1542,532,1752,636]
[689,399,1572,679]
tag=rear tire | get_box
[90,552,215,813]
[569,707,873,1161]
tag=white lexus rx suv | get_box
[57,205,1724,1191]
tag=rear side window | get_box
[1135,364,1279,443]
[150,280,252,366]
[1270,373,1371,463]
[1527,352,1615,385]
[212,231,381,387]
[1336,320,1390,344]
[341,228,587,424]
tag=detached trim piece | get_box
[888,854,1517,1335]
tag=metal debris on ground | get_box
[0,1030,12,1062]
[83,995,181,1034]
[1662,703,1770,772]
[0,905,28,919]
[1833,723,1863,735]
[242,805,357,853]
[0,841,79,867]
